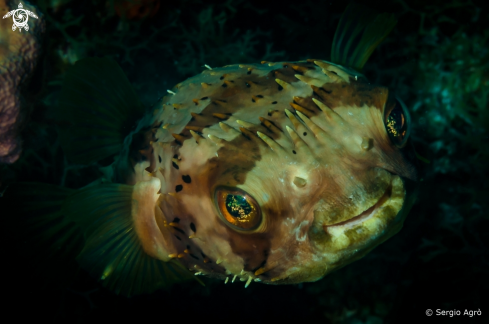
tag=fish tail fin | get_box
[331,4,397,71]
[3,180,201,297]
[55,58,146,165]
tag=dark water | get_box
[1,0,487,323]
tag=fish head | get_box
[156,60,418,284]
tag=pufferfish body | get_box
[3,4,418,296]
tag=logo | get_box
[2,2,38,32]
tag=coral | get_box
[0,0,45,164]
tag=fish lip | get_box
[323,183,392,229]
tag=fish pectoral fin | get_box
[62,181,198,297]
[55,57,145,165]
[331,4,397,71]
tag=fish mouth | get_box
[323,183,393,229]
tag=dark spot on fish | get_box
[182,175,191,183]
[247,70,251,75]
[201,252,207,258]
[222,83,227,88]
[252,98,256,103]
[220,76,224,80]
[293,150,297,154]
[173,154,178,159]
[283,65,288,68]
[241,132,251,141]
[272,101,277,104]
[158,155,162,163]
[173,227,185,235]
[322,88,332,94]
[173,217,180,223]
[330,71,338,75]
[268,112,272,116]
[190,222,196,232]
[201,97,208,100]
[245,82,250,88]
[303,132,307,136]
[172,162,179,169]
[190,254,199,260]
[278,85,283,91]
[176,185,183,192]
[256,95,263,98]
[175,235,181,241]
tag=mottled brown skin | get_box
[128,59,417,285]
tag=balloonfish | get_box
[3,4,418,296]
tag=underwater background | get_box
[1,0,487,323]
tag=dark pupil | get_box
[387,106,403,137]
[226,195,252,218]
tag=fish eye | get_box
[384,97,411,148]
[215,187,262,231]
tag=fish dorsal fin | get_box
[331,3,397,71]
[62,180,200,296]
[56,58,146,165]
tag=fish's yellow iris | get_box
[385,98,411,148]
[215,188,262,231]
